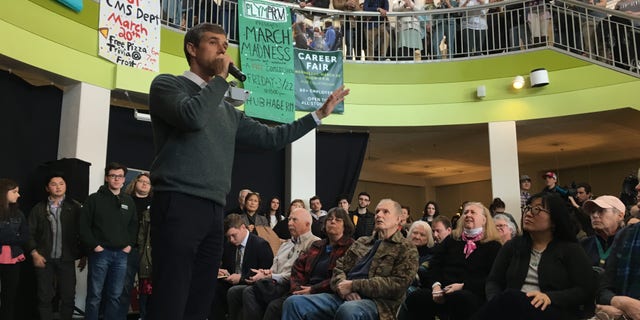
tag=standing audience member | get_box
[541,171,569,198]
[569,182,595,237]
[520,175,532,208]
[282,199,419,320]
[227,188,252,215]
[474,193,594,320]
[79,162,137,320]
[580,195,625,269]
[430,0,459,58]
[431,215,452,244]
[227,208,319,320]
[421,201,440,225]
[210,214,273,319]
[27,173,83,320]
[460,0,489,55]
[264,208,355,319]
[136,195,153,320]
[393,0,424,59]
[364,0,390,60]
[596,222,640,320]
[241,192,269,233]
[263,196,284,229]
[0,178,28,320]
[119,172,153,318]
[351,192,375,239]
[405,201,502,320]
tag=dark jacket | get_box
[79,185,137,252]
[149,75,318,206]
[350,210,375,239]
[423,235,502,301]
[137,208,152,279]
[331,231,418,320]
[27,198,82,262]
[220,232,273,284]
[290,236,354,294]
[486,236,595,319]
[0,209,29,259]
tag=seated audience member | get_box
[421,201,440,225]
[263,197,285,228]
[580,195,625,269]
[282,199,419,320]
[431,215,452,244]
[273,199,305,240]
[474,193,594,320]
[310,196,328,238]
[568,182,595,238]
[409,220,436,265]
[405,201,502,320]
[336,194,351,212]
[494,213,517,244]
[27,173,84,320]
[400,205,412,236]
[489,197,519,230]
[596,222,640,320]
[241,192,269,233]
[263,208,355,319]
[226,188,251,215]
[227,208,319,320]
[210,214,273,319]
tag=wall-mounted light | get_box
[477,85,486,98]
[512,76,525,89]
[530,68,549,87]
[134,109,151,122]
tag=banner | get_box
[98,0,161,72]
[291,12,344,113]
[239,0,296,123]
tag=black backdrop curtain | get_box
[316,131,369,209]
[107,106,155,170]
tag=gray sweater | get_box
[149,74,317,205]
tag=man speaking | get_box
[147,23,349,320]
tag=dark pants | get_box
[472,289,563,320]
[147,191,224,320]
[209,280,233,319]
[118,247,140,318]
[35,259,76,320]
[0,263,21,320]
[405,287,482,320]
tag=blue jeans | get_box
[118,247,139,318]
[85,249,128,320]
[282,293,378,320]
[431,20,457,58]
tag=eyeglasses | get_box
[107,174,125,180]
[522,205,549,216]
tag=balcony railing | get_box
[159,0,639,75]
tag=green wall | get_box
[2,0,639,127]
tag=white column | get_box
[286,130,316,207]
[488,121,521,224]
[58,82,111,195]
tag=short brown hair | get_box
[224,213,245,233]
[183,23,226,65]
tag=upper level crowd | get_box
[1,163,640,319]
[161,0,640,69]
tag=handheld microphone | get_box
[229,63,247,82]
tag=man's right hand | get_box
[32,250,46,268]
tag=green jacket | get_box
[149,74,318,205]
[79,185,137,252]
[331,230,419,320]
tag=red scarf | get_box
[461,231,484,259]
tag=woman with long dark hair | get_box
[474,193,594,320]
[0,178,29,320]
[263,196,285,229]
[421,201,440,225]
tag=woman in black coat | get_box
[473,193,595,320]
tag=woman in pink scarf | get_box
[404,201,502,320]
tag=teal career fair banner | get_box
[239,0,295,123]
[294,49,344,113]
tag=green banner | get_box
[239,0,295,123]
[294,48,344,113]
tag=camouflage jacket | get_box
[331,230,419,320]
